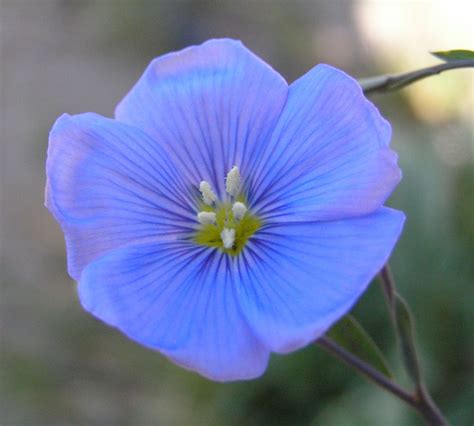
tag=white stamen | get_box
[197,211,216,225]
[199,181,217,205]
[225,166,240,196]
[220,228,235,249]
[232,202,247,220]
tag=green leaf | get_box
[327,315,393,379]
[431,49,474,62]
[394,294,422,385]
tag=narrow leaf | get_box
[431,49,474,62]
[394,294,422,385]
[327,315,393,379]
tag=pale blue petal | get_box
[115,38,288,199]
[249,64,401,222]
[237,208,405,353]
[78,242,269,381]
[46,113,197,280]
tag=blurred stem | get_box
[317,265,449,424]
[379,265,422,382]
[317,335,449,425]
[359,59,474,94]
[317,336,414,406]
[379,264,396,316]
[378,265,449,425]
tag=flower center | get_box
[194,166,261,256]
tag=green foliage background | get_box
[1,1,472,424]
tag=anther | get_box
[199,181,217,205]
[220,228,236,249]
[197,211,216,225]
[225,166,240,196]
[232,202,247,220]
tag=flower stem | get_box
[414,383,451,426]
[359,60,474,94]
[316,336,415,406]
[316,336,449,425]
[379,264,396,316]
[378,265,449,425]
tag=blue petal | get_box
[46,113,197,280]
[115,38,288,199]
[78,242,269,381]
[237,207,405,353]
[249,64,401,222]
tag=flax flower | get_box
[46,39,404,381]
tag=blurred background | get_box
[1,0,473,424]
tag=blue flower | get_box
[46,39,404,381]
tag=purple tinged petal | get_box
[249,64,401,222]
[115,38,288,199]
[78,242,269,381]
[46,113,197,280]
[237,208,405,353]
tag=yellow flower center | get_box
[194,167,261,256]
